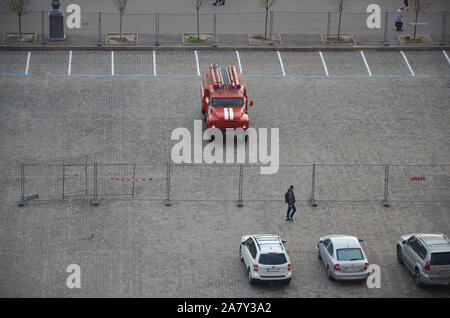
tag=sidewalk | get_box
[0,0,448,50]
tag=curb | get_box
[0,45,449,52]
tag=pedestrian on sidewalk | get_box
[395,7,404,31]
[285,185,296,222]
[403,0,409,9]
[213,0,219,5]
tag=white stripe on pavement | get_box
[400,51,415,76]
[235,50,243,73]
[443,50,450,65]
[360,51,372,77]
[153,50,157,76]
[318,51,329,77]
[111,51,115,75]
[25,51,31,75]
[68,50,72,75]
[194,50,200,76]
[277,51,286,76]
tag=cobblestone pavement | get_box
[0,50,449,297]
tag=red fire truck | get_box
[201,65,253,132]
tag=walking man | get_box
[285,185,296,222]
[395,7,404,31]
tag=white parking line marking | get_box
[111,51,115,75]
[194,50,200,76]
[318,51,329,77]
[277,51,286,76]
[400,51,415,76]
[68,50,72,75]
[153,50,157,76]
[25,51,31,75]
[360,51,372,77]
[235,50,243,73]
[443,50,450,65]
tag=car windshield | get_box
[430,252,450,265]
[212,98,243,107]
[337,248,364,261]
[258,253,287,265]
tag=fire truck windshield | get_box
[212,98,244,107]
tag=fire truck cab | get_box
[201,65,253,131]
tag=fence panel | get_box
[389,165,450,202]
[133,164,167,201]
[315,165,385,202]
[242,165,312,202]
[63,164,88,199]
[23,164,64,201]
[64,11,99,45]
[96,163,136,199]
[169,164,240,202]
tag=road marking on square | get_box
[277,51,286,77]
[443,50,450,65]
[318,51,329,77]
[235,50,243,73]
[400,51,415,76]
[153,50,157,76]
[194,50,200,76]
[68,51,72,76]
[25,52,31,75]
[360,51,372,77]
[111,51,115,75]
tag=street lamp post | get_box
[48,0,65,41]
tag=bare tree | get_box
[112,0,129,39]
[2,0,35,39]
[192,0,204,40]
[411,0,432,40]
[330,0,346,41]
[259,0,275,40]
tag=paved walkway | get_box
[0,0,448,47]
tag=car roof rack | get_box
[419,234,450,249]
[254,235,284,252]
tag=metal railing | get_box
[0,10,448,46]
[17,158,450,207]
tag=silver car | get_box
[397,233,450,287]
[318,235,369,281]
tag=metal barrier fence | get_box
[0,10,448,46]
[18,159,450,207]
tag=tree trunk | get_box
[337,2,343,41]
[264,7,269,40]
[119,12,123,39]
[18,13,22,39]
[413,9,419,40]
[197,8,200,40]
[337,11,342,41]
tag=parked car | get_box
[397,233,450,287]
[318,235,369,281]
[239,234,292,284]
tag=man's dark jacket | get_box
[287,188,296,205]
